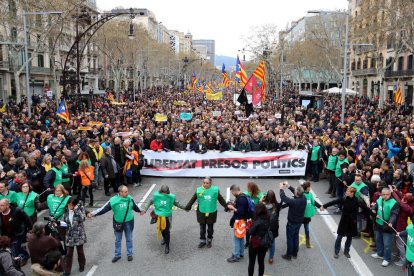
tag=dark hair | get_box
[263,190,279,211]
[0,236,11,249]
[338,150,347,157]
[32,221,45,238]
[247,182,260,198]
[68,197,79,207]
[301,181,311,191]
[254,202,269,219]
[41,250,62,270]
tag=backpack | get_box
[260,227,274,249]
[241,194,255,219]
[269,210,280,238]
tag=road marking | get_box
[299,234,313,248]
[138,183,156,209]
[302,180,374,276]
[361,236,374,253]
[309,225,337,276]
[226,187,230,202]
[86,265,98,276]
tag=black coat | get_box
[0,205,32,240]
[323,196,371,236]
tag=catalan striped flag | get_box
[221,64,230,87]
[253,61,266,96]
[56,99,70,123]
[191,71,197,91]
[393,81,403,105]
[235,55,248,87]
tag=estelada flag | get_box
[56,99,70,123]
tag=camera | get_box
[44,216,65,238]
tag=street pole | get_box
[280,47,284,99]
[341,8,350,124]
[23,13,31,118]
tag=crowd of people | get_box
[0,85,413,275]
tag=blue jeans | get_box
[114,220,134,257]
[93,164,100,186]
[268,238,276,259]
[286,222,301,257]
[334,235,352,254]
[233,234,244,258]
[375,230,393,262]
[11,237,29,260]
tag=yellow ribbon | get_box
[156,216,167,240]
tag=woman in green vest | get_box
[397,224,414,274]
[326,147,338,196]
[310,139,322,182]
[59,155,72,195]
[47,184,71,220]
[243,182,265,248]
[300,181,321,248]
[16,182,42,225]
[43,160,73,190]
[184,177,228,248]
[143,185,185,254]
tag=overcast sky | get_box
[97,0,348,57]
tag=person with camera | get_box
[0,235,24,276]
[27,221,61,265]
[87,185,145,263]
[279,181,306,261]
[184,177,228,249]
[142,185,185,254]
[46,185,71,221]
[0,199,31,266]
[62,198,87,276]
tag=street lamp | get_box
[23,11,62,118]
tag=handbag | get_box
[114,200,130,232]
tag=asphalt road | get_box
[23,176,405,276]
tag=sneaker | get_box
[227,256,240,263]
[133,183,139,187]
[344,252,351,258]
[371,253,383,259]
[112,256,121,263]
[394,260,404,266]
[334,253,339,259]
[381,260,390,267]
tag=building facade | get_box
[192,39,215,65]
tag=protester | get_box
[227,184,250,263]
[88,185,145,262]
[248,202,270,276]
[0,235,24,276]
[100,147,119,196]
[46,184,71,220]
[184,177,228,249]
[244,182,264,248]
[78,160,94,206]
[279,181,306,260]
[142,185,185,254]
[261,190,280,264]
[15,182,42,224]
[27,221,61,265]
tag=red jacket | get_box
[150,140,163,151]
[392,191,414,232]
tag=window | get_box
[36,14,42,28]
[8,0,16,15]
[387,34,394,49]
[408,55,413,70]
[398,56,404,71]
[11,27,17,42]
[37,54,44,67]
[371,57,376,69]
[363,58,368,69]
[357,58,361,69]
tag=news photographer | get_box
[27,222,60,265]
[62,198,87,276]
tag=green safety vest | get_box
[311,146,320,161]
[16,191,38,217]
[51,168,63,187]
[0,191,17,205]
[350,182,367,199]
[335,158,349,177]
[60,163,70,182]
[375,197,397,226]
[47,194,71,220]
[110,195,135,223]
[243,191,265,204]
[327,155,338,171]
[304,192,316,218]
[406,224,414,263]
[153,192,176,217]
[197,185,219,213]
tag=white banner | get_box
[140,150,308,177]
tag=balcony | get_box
[0,61,9,70]
[384,69,414,78]
[351,68,377,76]
[30,66,51,75]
